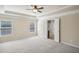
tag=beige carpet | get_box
[0,36,79,53]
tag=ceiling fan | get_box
[26,5,44,13]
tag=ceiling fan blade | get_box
[26,9,32,10]
[38,11,42,13]
[38,7,44,9]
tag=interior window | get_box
[0,21,12,36]
[30,23,35,32]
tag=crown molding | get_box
[38,5,72,17]
[38,6,79,20]
[0,13,37,21]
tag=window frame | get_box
[29,20,38,35]
[0,20,13,37]
[30,22,35,32]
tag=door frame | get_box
[47,17,60,43]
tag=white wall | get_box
[37,17,59,43]
[53,17,59,42]
[37,17,47,39]
[0,5,4,13]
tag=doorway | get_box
[47,18,59,43]
[48,20,54,40]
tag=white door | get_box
[53,17,60,43]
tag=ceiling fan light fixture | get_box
[32,9,38,13]
[26,5,44,13]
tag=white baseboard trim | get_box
[62,42,79,49]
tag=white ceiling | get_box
[0,5,68,16]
